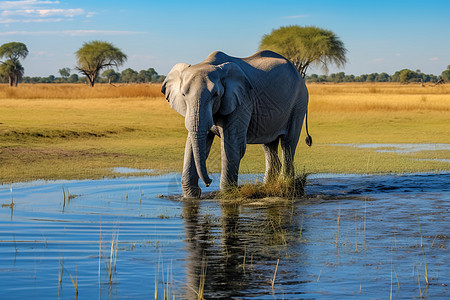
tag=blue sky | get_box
[1,0,449,77]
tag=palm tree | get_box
[0,42,28,86]
[76,41,127,87]
[259,26,347,78]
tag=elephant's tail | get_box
[305,109,312,147]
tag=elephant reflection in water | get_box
[181,199,303,298]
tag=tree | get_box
[399,69,416,83]
[58,68,71,80]
[75,41,127,87]
[102,69,120,84]
[259,25,347,78]
[120,68,138,83]
[376,72,390,82]
[137,68,158,83]
[0,42,28,86]
[441,65,450,82]
[68,74,79,83]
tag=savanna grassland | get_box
[0,83,449,183]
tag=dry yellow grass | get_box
[0,83,163,99]
[308,83,450,112]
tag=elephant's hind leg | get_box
[280,103,306,178]
[262,137,281,183]
[280,136,296,179]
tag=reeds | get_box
[1,186,14,209]
[198,258,207,300]
[59,258,78,297]
[271,259,280,289]
[106,232,119,283]
[417,215,429,287]
[66,266,79,296]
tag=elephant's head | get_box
[161,62,252,187]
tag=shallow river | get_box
[0,173,449,299]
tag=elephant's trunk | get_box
[190,131,212,187]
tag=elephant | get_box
[161,50,311,198]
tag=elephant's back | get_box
[242,50,297,75]
[243,51,306,144]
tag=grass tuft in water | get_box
[272,259,280,289]
[198,257,207,300]
[217,173,308,200]
[2,186,15,209]
[417,214,429,288]
[65,266,78,296]
[106,232,119,284]
[58,259,64,287]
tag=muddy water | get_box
[0,173,448,299]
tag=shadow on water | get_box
[0,172,449,299]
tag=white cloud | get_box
[429,57,439,61]
[0,1,59,10]
[0,17,64,23]
[372,58,384,63]
[0,1,91,23]
[38,8,85,17]
[0,30,145,36]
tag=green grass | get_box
[0,83,449,184]
[217,174,307,200]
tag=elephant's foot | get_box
[182,185,202,199]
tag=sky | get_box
[0,0,449,77]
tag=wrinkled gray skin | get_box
[161,50,311,198]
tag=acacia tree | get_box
[259,26,347,78]
[0,42,28,86]
[76,41,127,87]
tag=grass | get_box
[1,186,14,208]
[271,259,280,289]
[1,82,449,183]
[106,232,119,284]
[217,173,307,200]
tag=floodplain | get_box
[0,82,449,182]
[0,82,449,298]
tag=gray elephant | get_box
[161,50,311,198]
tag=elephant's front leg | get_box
[219,130,246,190]
[181,132,215,198]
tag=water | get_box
[332,143,450,153]
[0,173,449,299]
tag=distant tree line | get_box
[305,66,450,84]
[1,34,450,87]
[16,67,165,84]
[0,40,165,86]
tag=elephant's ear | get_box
[161,63,191,116]
[218,62,253,115]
